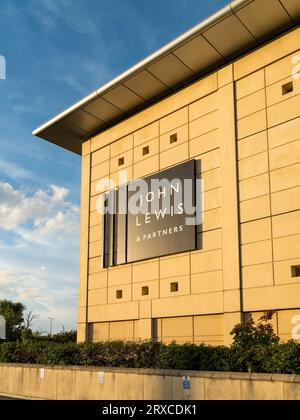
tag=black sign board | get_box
[102,160,198,267]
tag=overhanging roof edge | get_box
[32,0,243,137]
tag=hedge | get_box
[1,340,300,374]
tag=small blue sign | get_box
[183,376,190,391]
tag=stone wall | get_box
[0,364,299,400]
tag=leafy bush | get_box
[0,300,25,341]
[36,331,77,344]
[229,312,281,373]
[157,343,231,372]
[262,340,300,374]
[0,313,300,374]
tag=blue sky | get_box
[0,0,228,334]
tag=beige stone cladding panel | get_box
[269,139,300,171]
[108,284,132,304]
[266,75,300,108]
[191,270,223,295]
[156,314,224,345]
[243,283,300,312]
[110,134,134,157]
[239,173,270,202]
[161,316,193,344]
[194,314,224,345]
[88,289,107,307]
[132,280,159,301]
[90,209,102,228]
[134,319,152,341]
[91,145,109,167]
[268,94,300,128]
[88,302,139,324]
[238,110,267,140]
[277,309,300,342]
[273,234,300,262]
[238,152,269,181]
[160,276,191,299]
[236,89,266,120]
[109,320,135,341]
[234,28,300,80]
[88,263,106,284]
[91,160,109,183]
[236,70,265,100]
[89,240,102,259]
[272,186,300,215]
[268,117,300,150]
[241,219,272,245]
[273,211,300,239]
[240,195,271,223]
[134,137,159,164]
[270,162,300,193]
[243,264,274,289]
[189,92,218,121]
[132,260,159,283]
[89,224,103,244]
[134,121,159,147]
[160,143,189,170]
[265,49,300,86]
[134,155,159,179]
[160,107,188,135]
[152,293,224,319]
[274,258,300,286]
[110,149,133,174]
[160,124,188,153]
[242,240,273,267]
[92,322,109,341]
[238,131,268,161]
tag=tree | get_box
[23,310,40,329]
[0,300,25,341]
[230,311,280,372]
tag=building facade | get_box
[34,0,300,345]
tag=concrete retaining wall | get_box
[0,364,300,400]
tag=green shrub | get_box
[28,331,77,344]
[0,313,299,374]
[262,340,300,374]
[229,311,281,373]
[156,343,231,372]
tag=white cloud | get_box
[0,266,77,332]
[0,181,80,332]
[0,182,79,234]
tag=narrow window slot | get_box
[170,282,179,293]
[170,133,178,144]
[282,81,293,95]
[116,290,123,299]
[143,146,150,156]
[142,286,149,296]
